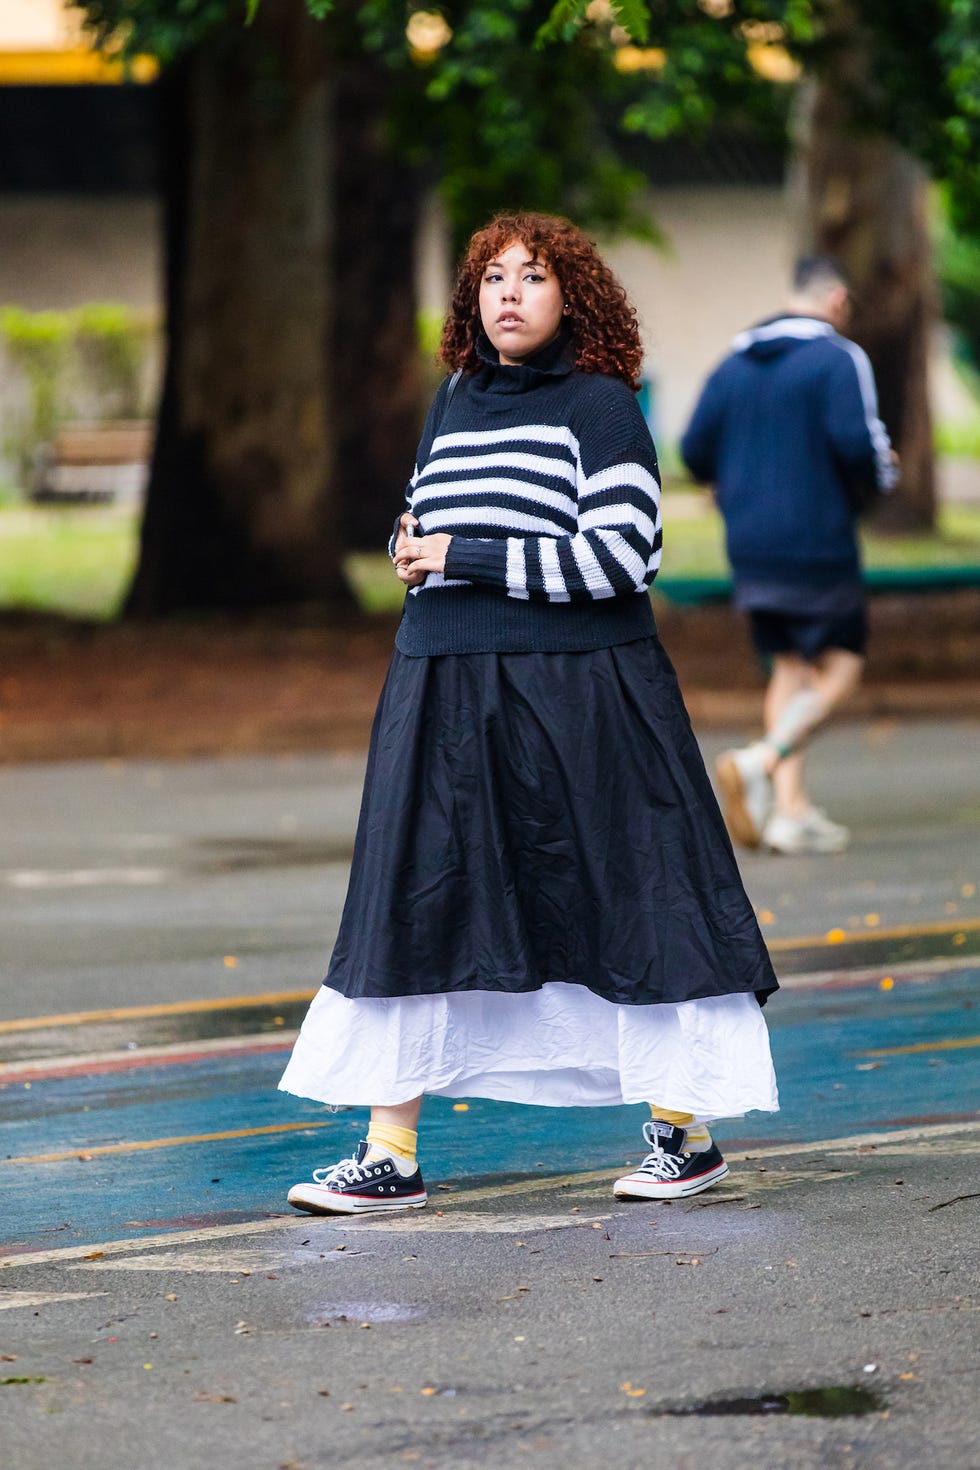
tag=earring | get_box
[563,303,571,314]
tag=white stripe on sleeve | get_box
[579,504,658,546]
[570,534,616,598]
[578,462,661,507]
[539,539,571,602]
[506,538,529,599]
[838,339,899,491]
[593,528,649,586]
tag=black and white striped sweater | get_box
[393,333,662,655]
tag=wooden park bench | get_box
[32,420,153,506]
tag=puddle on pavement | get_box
[655,1385,885,1418]
[308,1300,429,1325]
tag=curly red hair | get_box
[439,212,643,390]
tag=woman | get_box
[280,213,778,1212]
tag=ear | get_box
[563,303,572,315]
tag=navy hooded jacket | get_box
[681,316,896,611]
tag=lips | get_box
[496,313,524,326]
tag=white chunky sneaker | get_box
[764,806,850,855]
[715,744,774,849]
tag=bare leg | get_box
[717,646,863,849]
[764,655,812,816]
[767,648,863,818]
[810,646,864,713]
[370,1096,423,1132]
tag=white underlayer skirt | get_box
[278,983,778,1123]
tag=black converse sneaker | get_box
[613,1120,729,1200]
[287,1141,428,1215]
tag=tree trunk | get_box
[790,5,937,531]
[125,6,349,615]
[331,58,427,550]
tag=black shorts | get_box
[749,606,867,662]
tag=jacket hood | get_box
[732,314,836,360]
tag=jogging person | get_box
[681,255,898,855]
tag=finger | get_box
[394,544,426,566]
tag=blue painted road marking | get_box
[2,965,977,1252]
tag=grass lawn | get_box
[0,508,141,620]
[2,497,980,621]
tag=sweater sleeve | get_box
[443,386,662,603]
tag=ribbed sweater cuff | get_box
[444,536,508,588]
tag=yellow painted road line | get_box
[857,1035,980,1058]
[4,1119,979,1271]
[776,954,980,990]
[0,919,976,1036]
[767,916,980,953]
[0,1031,298,1081]
[0,989,318,1035]
[1,1119,334,1168]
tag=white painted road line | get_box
[3,1119,978,1271]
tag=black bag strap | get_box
[441,368,462,423]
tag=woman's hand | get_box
[393,513,424,586]
[393,512,420,556]
[393,531,452,583]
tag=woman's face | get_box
[478,240,565,365]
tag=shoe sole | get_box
[765,835,849,855]
[287,1186,428,1216]
[715,754,762,849]
[612,1160,730,1201]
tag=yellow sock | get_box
[365,1121,418,1174]
[649,1105,712,1151]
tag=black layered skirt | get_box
[323,637,777,1009]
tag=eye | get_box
[484,271,503,283]
[523,272,546,284]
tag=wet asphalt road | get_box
[0,718,977,1021]
[0,718,978,1469]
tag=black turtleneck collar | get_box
[474,325,576,394]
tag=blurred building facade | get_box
[0,0,975,488]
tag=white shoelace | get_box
[632,1120,688,1180]
[633,1144,686,1181]
[312,1155,380,1188]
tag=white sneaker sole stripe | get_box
[286,1187,428,1216]
[612,1160,730,1200]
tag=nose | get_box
[502,279,520,302]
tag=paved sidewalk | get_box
[2,1123,979,1470]
[1,720,978,1468]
